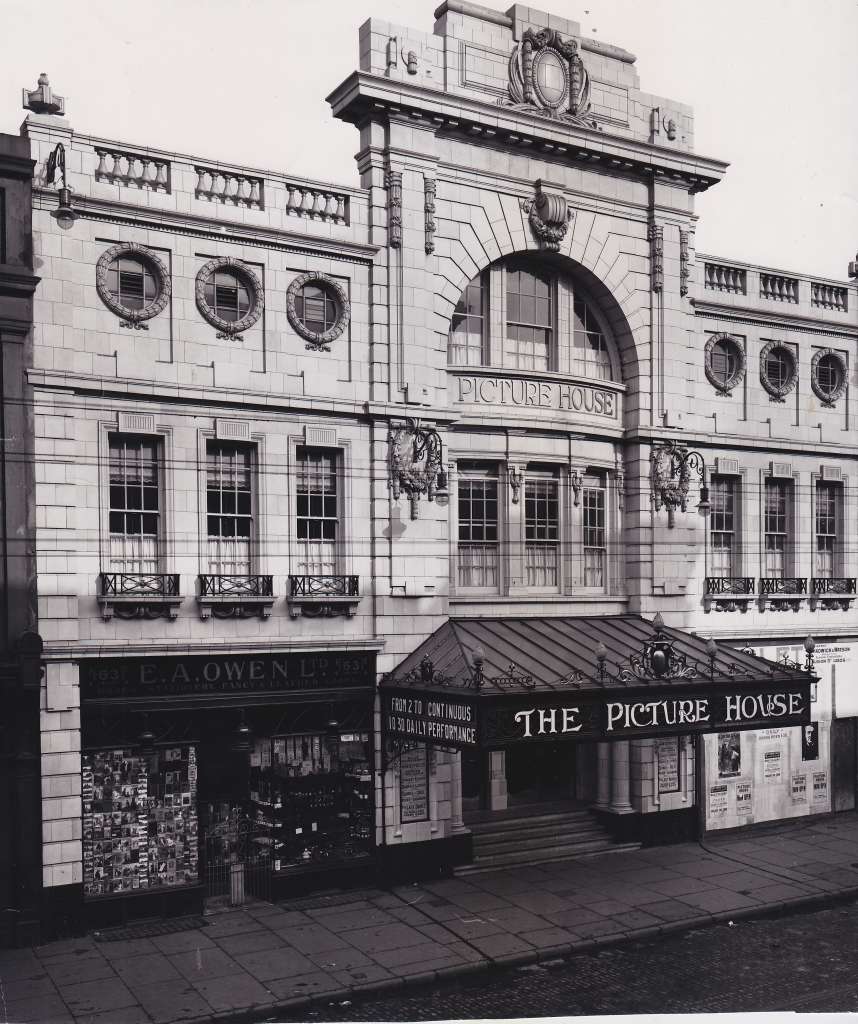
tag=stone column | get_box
[594,741,612,809]
[608,740,634,814]
[489,750,508,811]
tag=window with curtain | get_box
[710,476,737,576]
[572,299,613,381]
[206,443,253,575]
[525,475,560,589]
[296,448,339,576]
[815,482,838,579]
[582,473,607,587]
[108,436,161,574]
[457,467,499,589]
[448,273,486,366]
[764,480,789,578]
[506,266,552,371]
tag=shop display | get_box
[82,746,198,897]
[249,731,372,872]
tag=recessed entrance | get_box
[507,740,575,805]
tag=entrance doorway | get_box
[506,741,575,806]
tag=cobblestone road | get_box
[260,899,858,1019]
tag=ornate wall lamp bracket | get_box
[389,418,447,520]
[650,441,710,528]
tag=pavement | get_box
[4,811,858,1024]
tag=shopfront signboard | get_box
[381,680,812,749]
[81,652,376,701]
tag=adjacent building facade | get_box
[8,3,856,940]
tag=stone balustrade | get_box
[811,282,848,312]
[285,183,349,225]
[704,261,746,295]
[94,147,170,192]
[194,166,264,209]
[760,272,799,304]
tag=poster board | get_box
[399,745,429,823]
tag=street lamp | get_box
[45,142,76,228]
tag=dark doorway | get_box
[506,741,574,805]
[831,718,856,813]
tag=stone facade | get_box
[10,2,858,934]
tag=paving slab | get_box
[130,977,215,1023]
[266,970,343,1001]
[213,927,287,956]
[464,931,534,958]
[58,976,137,1017]
[111,951,184,985]
[189,969,276,1012]
[44,955,113,987]
[344,922,433,953]
[309,947,375,971]
[234,946,317,982]
[173,946,243,982]
[2,993,72,1024]
[274,922,348,955]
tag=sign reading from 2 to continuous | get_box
[81,652,376,700]
[382,683,812,749]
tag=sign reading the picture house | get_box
[81,652,376,700]
[381,692,478,747]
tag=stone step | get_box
[469,815,597,841]
[455,839,642,875]
[468,810,594,834]
[474,827,610,857]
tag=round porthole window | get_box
[195,258,263,340]
[532,48,569,111]
[760,341,797,401]
[96,243,171,328]
[704,334,745,394]
[286,272,350,353]
[811,349,848,407]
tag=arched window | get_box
[572,297,613,381]
[447,257,618,382]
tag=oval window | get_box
[705,335,745,393]
[811,349,848,406]
[760,342,797,401]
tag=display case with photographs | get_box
[249,731,372,872]
[82,746,198,898]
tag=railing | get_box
[704,262,746,295]
[812,577,857,596]
[288,575,360,598]
[285,184,349,225]
[99,572,180,597]
[811,283,848,312]
[194,166,264,209]
[199,574,274,597]
[705,577,755,596]
[760,273,799,304]
[95,147,170,192]
[760,577,807,596]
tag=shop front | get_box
[379,615,816,868]
[78,649,376,928]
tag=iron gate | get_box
[202,812,272,904]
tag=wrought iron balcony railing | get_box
[288,575,360,598]
[199,574,274,598]
[760,577,808,596]
[705,577,755,596]
[812,577,857,596]
[99,572,180,597]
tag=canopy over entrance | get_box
[380,615,815,750]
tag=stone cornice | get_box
[42,637,386,660]
[0,265,40,297]
[32,189,379,265]
[626,428,858,460]
[692,302,857,340]
[328,71,728,193]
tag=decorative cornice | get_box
[32,188,378,265]
[693,304,858,340]
[328,72,727,194]
[0,267,40,297]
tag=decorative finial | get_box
[652,611,665,632]
[22,73,65,116]
[849,253,858,280]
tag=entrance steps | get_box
[455,805,640,875]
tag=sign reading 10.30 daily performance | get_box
[382,683,811,749]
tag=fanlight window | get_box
[447,258,617,383]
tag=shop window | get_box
[249,731,372,871]
[457,466,500,590]
[448,272,487,366]
[82,746,198,897]
[108,435,161,574]
[506,265,553,371]
[207,442,253,575]
[296,447,340,576]
[764,479,791,578]
[815,482,839,579]
[525,473,560,589]
[710,476,738,576]
[582,472,606,587]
